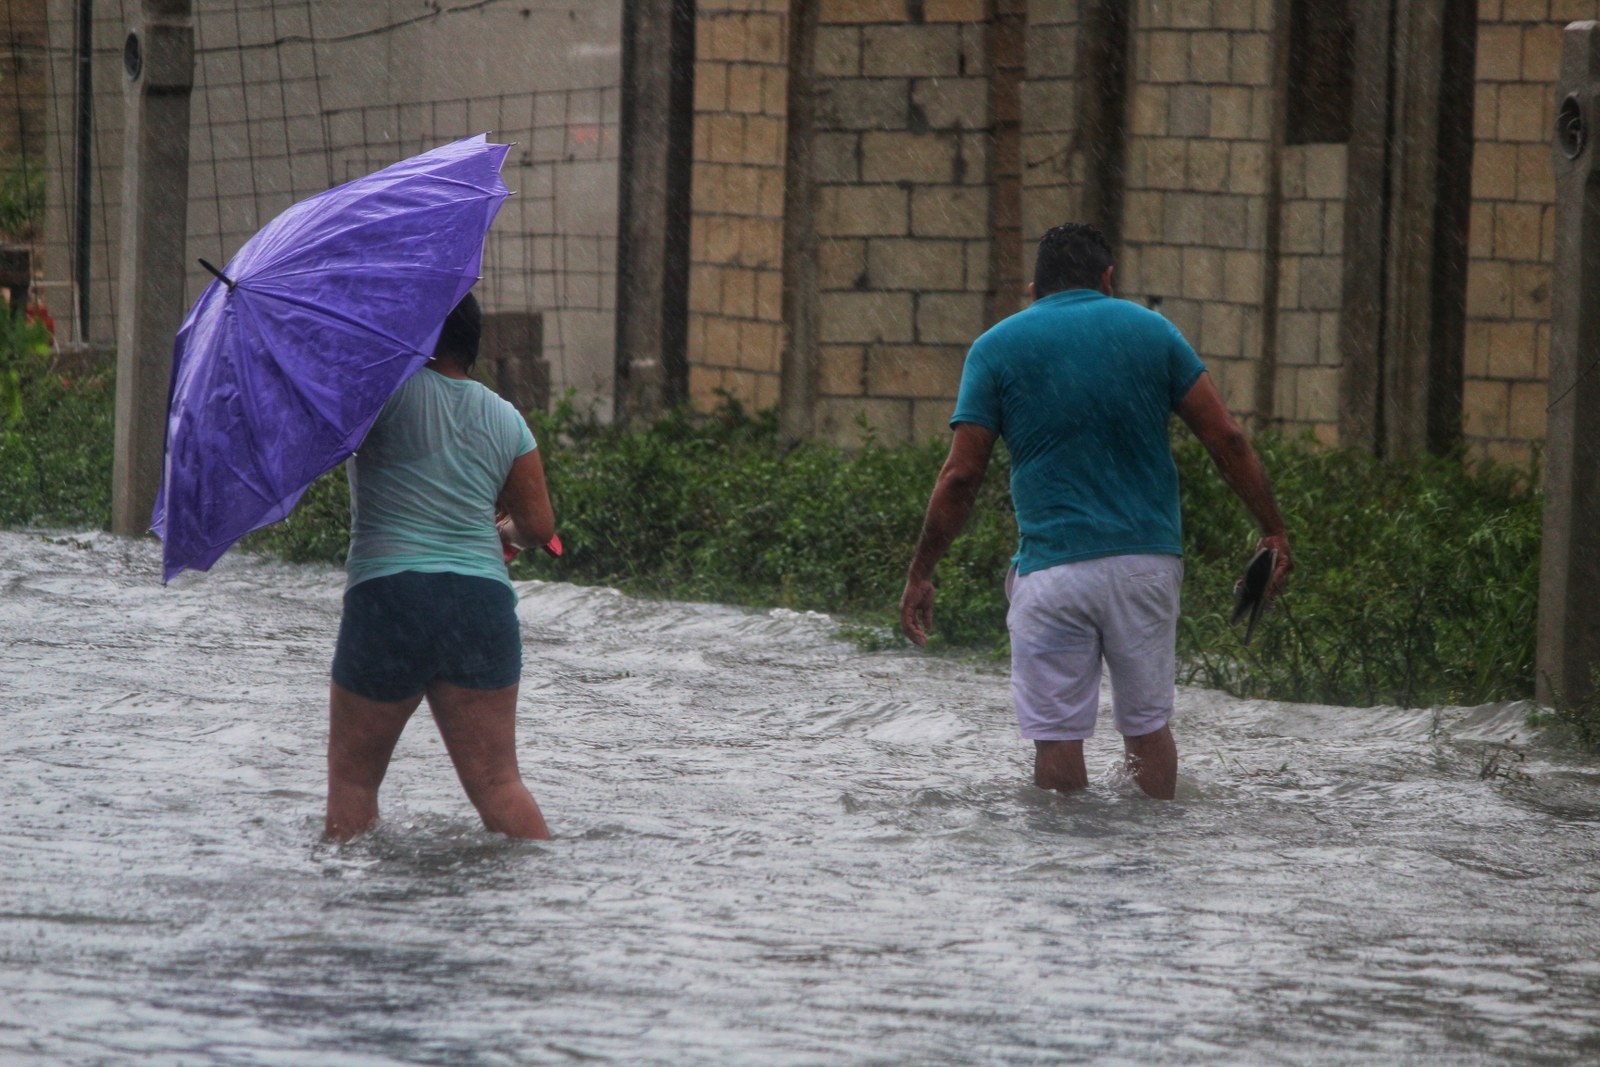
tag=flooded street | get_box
[2,528,1598,1065]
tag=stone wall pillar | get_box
[111,0,191,537]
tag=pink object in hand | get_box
[542,533,563,558]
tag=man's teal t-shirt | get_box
[345,369,536,592]
[950,289,1206,575]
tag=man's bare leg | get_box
[326,684,424,840]
[1034,739,1089,791]
[426,680,551,840]
[1123,725,1177,799]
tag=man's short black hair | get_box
[1032,223,1114,296]
[434,292,482,369]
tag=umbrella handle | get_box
[198,258,237,290]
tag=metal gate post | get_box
[1538,22,1600,706]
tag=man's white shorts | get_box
[1006,553,1183,742]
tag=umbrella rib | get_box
[241,286,453,354]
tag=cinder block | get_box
[819,289,915,343]
[965,239,993,291]
[757,269,784,321]
[758,169,786,216]
[1142,138,1189,190]
[1190,32,1232,82]
[1508,380,1546,439]
[861,131,959,182]
[814,132,862,183]
[1140,245,1183,295]
[911,399,957,444]
[719,165,762,215]
[1180,247,1224,299]
[688,364,726,409]
[1302,143,1348,201]
[753,370,781,413]
[915,292,986,343]
[1277,256,1302,308]
[721,267,758,318]
[1164,191,1208,243]
[1465,321,1493,377]
[1493,201,1542,260]
[1472,142,1519,201]
[690,263,723,314]
[913,77,990,130]
[1201,300,1245,357]
[865,344,966,396]
[1169,86,1212,137]
[1231,33,1271,85]
[1228,140,1268,195]
[1282,201,1325,255]
[1209,85,1253,139]
[815,79,909,131]
[1469,203,1496,258]
[1487,320,1538,379]
[701,314,745,367]
[1317,310,1342,364]
[727,64,767,113]
[819,0,909,23]
[1466,260,1513,318]
[817,396,913,447]
[1475,82,1500,141]
[868,237,967,290]
[745,115,787,165]
[1171,0,1212,28]
[1522,23,1562,83]
[1299,258,1343,310]
[1515,143,1554,204]
[745,12,786,64]
[706,114,745,164]
[819,184,910,236]
[1123,190,1166,242]
[1213,0,1257,30]
[910,186,989,237]
[1144,31,1190,83]
[1496,82,1548,144]
[1295,367,1338,423]
[737,319,783,372]
[815,26,861,77]
[696,62,729,111]
[1131,85,1171,137]
[1278,309,1320,364]
[700,13,747,63]
[925,0,989,21]
[819,344,867,396]
[862,24,962,78]
[1502,0,1552,22]
[1202,195,1251,249]
[819,237,869,288]
[1188,140,1231,192]
[1223,250,1264,303]
[1476,24,1523,81]
[1511,261,1550,319]
[1028,23,1079,79]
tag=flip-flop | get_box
[1230,546,1277,646]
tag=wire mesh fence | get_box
[3,0,621,406]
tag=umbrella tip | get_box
[198,258,238,291]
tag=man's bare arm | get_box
[900,422,998,646]
[1175,373,1293,595]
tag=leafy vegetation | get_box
[0,357,1551,714]
[0,158,45,242]
[0,312,113,528]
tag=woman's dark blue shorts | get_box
[331,571,522,701]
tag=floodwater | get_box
[2,529,1598,1066]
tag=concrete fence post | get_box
[111,0,193,537]
[1538,21,1600,707]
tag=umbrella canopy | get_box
[152,134,511,582]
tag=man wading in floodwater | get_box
[900,223,1292,798]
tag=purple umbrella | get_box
[152,134,511,582]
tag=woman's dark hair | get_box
[1032,223,1114,296]
[434,292,482,369]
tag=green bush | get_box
[0,314,114,528]
[1,360,1546,712]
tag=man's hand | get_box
[1258,532,1293,599]
[900,575,936,647]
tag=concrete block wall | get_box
[808,0,995,447]
[1462,1,1572,467]
[686,0,793,414]
[1019,1,1082,244]
[1117,0,1276,415]
[1273,143,1345,445]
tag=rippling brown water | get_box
[2,529,1598,1065]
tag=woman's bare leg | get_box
[326,683,424,840]
[1034,739,1089,791]
[425,680,550,840]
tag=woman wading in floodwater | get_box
[324,292,555,841]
